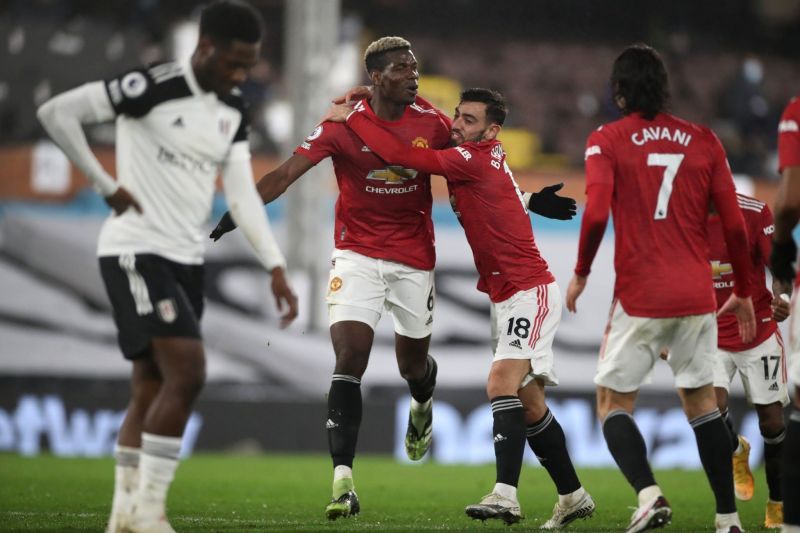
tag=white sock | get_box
[135,433,181,520]
[493,482,518,502]
[333,465,353,482]
[715,511,741,528]
[110,446,140,516]
[637,485,663,507]
[558,486,586,507]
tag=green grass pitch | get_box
[0,453,775,531]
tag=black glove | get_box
[770,238,797,287]
[209,212,237,241]
[528,182,577,220]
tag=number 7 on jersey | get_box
[648,153,685,220]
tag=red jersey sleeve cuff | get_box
[574,265,590,277]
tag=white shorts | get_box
[713,332,789,406]
[788,291,800,388]
[594,300,717,393]
[491,282,561,387]
[326,249,434,338]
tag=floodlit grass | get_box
[0,453,774,531]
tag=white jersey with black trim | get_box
[96,60,250,264]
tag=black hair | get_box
[199,0,263,45]
[365,45,411,74]
[460,88,507,126]
[611,43,670,119]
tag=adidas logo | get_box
[493,433,507,443]
[508,339,522,349]
[425,315,433,326]
[361,145,371,152]
[325,419,339,429]
[768,382,779,391]
[172,116,184,127]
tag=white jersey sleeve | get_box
[222,142,287,271]
[36,81,119,196]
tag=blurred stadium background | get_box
[0,0,798,471]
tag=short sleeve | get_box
[756,203,775,261]
[104,67,157,118]
[584,127,615,188]
[435,146,480,183]
[708,131,736,194]
[294,123,340,165]
[778,99,800,172]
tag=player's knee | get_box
[522,401,547,425]
[757,407,785,437]
[486,379,516,400]
[397,356,427,381]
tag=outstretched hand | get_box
[528,183,577,220]
[106,187,142,216]
[718,293,756,344]
[270,267,298,328]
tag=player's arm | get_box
[344,110,446,175]
[772,165,800,288]
[210,153,314,241]
[221,143,298,327]
[566,132,614,312]
[36,82,141,214]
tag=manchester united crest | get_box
[411,137,429,148]
[329,276,343,292]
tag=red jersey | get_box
[708,194,776,351]
[346,112,554,302]
[294,98,451,270]
[778,96,800,174]
[577,112,752,317]
[777,97,800,287]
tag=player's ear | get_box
[484,124,501,142]
[369,69,381,87]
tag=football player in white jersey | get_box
[36,2,297,532]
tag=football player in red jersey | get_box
[213,36,449,519]
[706,195,789,528]
[566,44,755,533]
[324,88,595,529]
[770,95,800,533]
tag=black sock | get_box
[327,374,362,468]
[406,355,437,403]
[763,428,785,502]
[491,396,526,487]
[784,411,800,526]
[721,408,739,452]
[602,410,657,494]
[690,410,736,514]
[527,409,581,495]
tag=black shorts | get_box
[99,253,204,359]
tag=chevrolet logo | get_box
[366,166,419,184]
[711,260,733,279]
